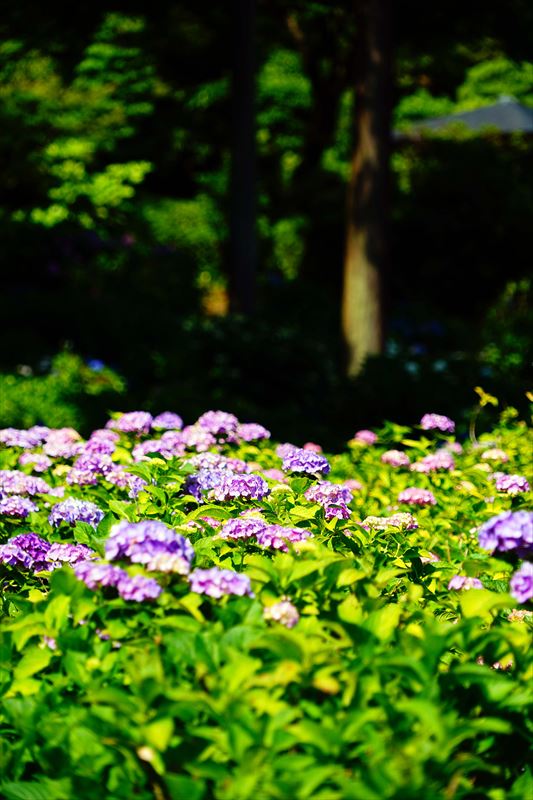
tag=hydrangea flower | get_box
[73,560,127,589]
[116,574,163,601]
[0,470,51,496]
[105,520,195,574]
[47,543,96,566]
[196,410,239,438]
[0,427,48,448]
[381,450,410,467]
[49,497,104,528]
[353,430,377,445]
[0,495,38,517]
[218,516,267,540]
[510,563,533,604]
[179,425,217,452]
[448,575,483,590]
[304,482,353,507]
[478,511,533,558]
[189,567,254,598]
[398,488,437,506]
[344,479,363,492]
[264,599,299,628]
[237,423,271,442]
[187,469,270,503]
[481,448,509,463]
[362,512,418,531]
[256,525,312,552]
[18,453,53,472]
[420,414,455,433]
[152,412,183,431]
[281,448,330,476]
[410,451,455,473]
[43,429,83,459]
[494,474,530,495]
[107,412,153,434]
[0,533,51,571]
[303,442,322,453]
[262,468,287,483]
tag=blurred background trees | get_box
[0,0,532,444]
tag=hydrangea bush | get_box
[0,405,532,800]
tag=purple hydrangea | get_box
[324,503,351,520]
[478,511,533,558]
[187,468,270,503]
[381,450,410,467]
[43,429,84,459]
[0,495,38,517]
[18,453,53,472]
[152,411,184,431]
[494,474,530,495]
[262,468,288,483]
[256,525,312,552]
[481,448,509,463]
[82,436,117,456]
[398,487,437,506]
[281,448,330,476]
[116,574,163,601]
[276,443,298,459]
[305,482,353,507]
[47,542,96,566]
[0,533,51,571]
[353,429,377,445]
[188,567,254,598]
[0,470,51,496]
[420,414,455,433]
[196,410,239,438]
[344,478,363,492]
[73,560,127,589]
[510,562,533,604]
[48,498,104,529]
[303,442,322,453]
[107,412,153,434]
[218,516,267,540]
[105,520,195,574]
[186,453,249,474]
[0,427,49,448]
[237,423,271,442]
[105,468,148,499]
[179,425,217,452]
[411,451,455,473]
[447,575,483,590]
[132,439,177,462]
[263,598,299,628]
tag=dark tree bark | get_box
[342,0,392,376]
[229,0,257,315]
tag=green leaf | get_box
[14,647,53,679]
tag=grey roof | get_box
[397,97,533,138]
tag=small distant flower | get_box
[495,474,530,495]
[189,567,254,598]
[481,448,509,463]
[448,575,483,590]
[362,512,418,531]
[398,488,437,506]
[238,423,271,442]
[48,498,104,528]
[508,609,533,622]
[262,468,287,483]
[180,425,217,452]
[344,479,363,492]
[509,562,533,604]
[256,525,312,552]
[443,442,463,454]
[478,511,533,558]
[152,412,183,431]
[18,453,52,472]
[0,533,51,571]
[420,414,455,433]
[353,430,377,445]
[107,412,153,434]
[43,636,57,650]
[381,450,410,467]
[105,520,194,574]
[281,448,330,476]
[303,442,322,453]
[264,598,299,628]
[0,495,38,517]
[0,428,48,449]
[420,551,440,563]
[411,451,455,473]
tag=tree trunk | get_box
[229,0,257,315]
[342,0,392,376]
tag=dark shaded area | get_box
[0,1,531,443]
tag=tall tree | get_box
[229,0,257,314]
[342,0,392,376]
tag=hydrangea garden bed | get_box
[0,406,531,800]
